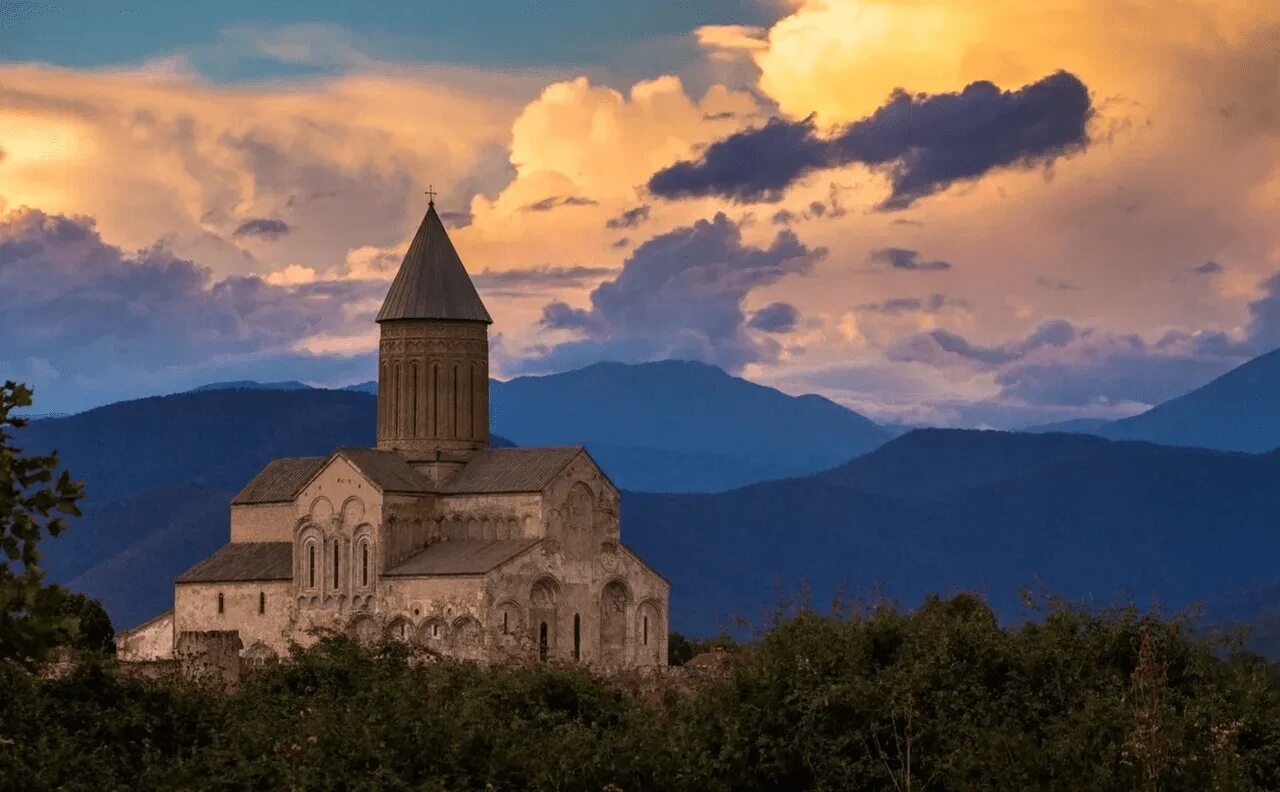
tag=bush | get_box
[4,595,1280,791]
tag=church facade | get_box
[117,203,669,668]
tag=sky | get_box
[2,0,1279,425]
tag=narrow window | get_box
[573,614,581,661]
[453,364,463,437]
[411,364,419,436]
[332,540,340,588]
[308,543,316,589]
[432,623,439,638]
[217,593,224,615]
[643,616,649,645]
[259,591,265,615]
[539,622,549,662]
[503,611,509,635]
[361,542,369,587]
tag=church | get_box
[117,201,669,668]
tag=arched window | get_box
[259,591,266,615]
[307,543,316,589]
[361,541,369,587]
[573,614,581,661]
[217,593,225,614]
[539,622,549,662]
[503,611,509,635]
[643,615,649,645]
[332,540,340,588]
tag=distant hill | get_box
[191,380,313,392]
[1097,347,1280,452]
[624,429,1280,634]
[1020,418,1111,435]
[271,361,892,492]
[490,361,891,492]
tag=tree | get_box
[0,381,87,666]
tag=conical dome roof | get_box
[376,204,492,323]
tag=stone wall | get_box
[116,609,175,662]
[175,580,293,657]
[229,502,296,543]
[174,630,244,687]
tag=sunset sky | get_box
[2,0,1279,425]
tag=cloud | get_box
[232,218,291,240]
[0,208,382,412]
[749,301,800,333]
[472,265,616,290]
[605,205,651,229]
[1195,261,1224,275]
[648,71,1092,208]
[859,294,966,315]
[870,247,952,272]
[519,212,825,373]
[524,195,599,212]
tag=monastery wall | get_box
[229,503,295,543]
[175,580,294,657]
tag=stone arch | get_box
[297,527,322,592]
[530,576,561,658]
[353,527,375,589]
[448,514,464,539]
[341,496,365,527]
[308,496,334,525]
[600,579,631,667]
[417,617,448,647]
[386,617,412,642]
[506,517,520,539]
[450,616,482,660]
[635,599,663,666]
[347,615,379,644]
[482,518,495,541]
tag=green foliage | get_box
[4,597,1280,790]
[0,381,89,667]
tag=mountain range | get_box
[18,348,1280,642]
[237,360,891,492]
[1016,347,1280,453]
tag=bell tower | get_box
[375,198,492,474]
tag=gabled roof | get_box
[336,447,433,494]
[176,542,293,584]
[383,538,540,577]
[376,203,492,324]
[232,457,327,505]
[444,446,584,494]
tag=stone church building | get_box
[118,202,669,668]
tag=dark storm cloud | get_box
[518,212,825,374]
[0,208,382,412]
[605,205,651,229]
[869,247,952,272]
[232,217,291,240]
[439,210,473,229]
[648,71,1092,209]
[1195,261,1224,274]
[524,195,599,212]
[748,302,800,333]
